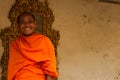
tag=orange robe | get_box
[8,33,58,80]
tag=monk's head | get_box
[17,12,36,36]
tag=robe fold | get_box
[8,33,58,80]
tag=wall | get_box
[49,0,120,80]
[0,0,120,80]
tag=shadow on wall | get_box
[99,0,120,4]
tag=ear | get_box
[34,21,37,27]
[35,21,37,25]
[17,23,21,30]
[17,23,20,28]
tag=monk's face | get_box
[18,15,36,36]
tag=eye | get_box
[28,20,34,24]
[19,21,26,25]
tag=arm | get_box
[41,37,58,78]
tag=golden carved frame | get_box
[0,0,60,80]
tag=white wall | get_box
[0,0,120,80]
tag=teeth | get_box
[25,28,30,31]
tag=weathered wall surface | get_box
[49,0,120,80]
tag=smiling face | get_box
[18,13,36,36]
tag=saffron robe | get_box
[8,33,58,80]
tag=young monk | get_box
[8,12,58,80]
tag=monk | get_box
[8,12,58,80]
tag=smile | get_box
[24,28,31,31]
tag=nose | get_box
[24,22,30,26]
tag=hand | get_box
[47,75,57,80]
